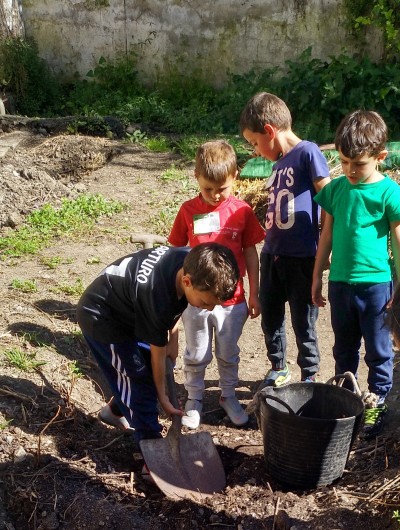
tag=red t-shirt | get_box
[168,195,265,305]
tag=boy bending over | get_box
[77,243,239,442]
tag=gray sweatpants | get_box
[181,302,248,400]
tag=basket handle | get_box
[264,395,296,415]
[326,371,362,396]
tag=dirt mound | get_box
[0,133,122,228]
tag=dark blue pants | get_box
[260,253,320,379]
[83,335,162,442]
[328,281,393,400]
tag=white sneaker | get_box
[181,399,203,429]
[98,403,133,431]
[219,396,248,426]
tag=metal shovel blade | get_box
[140,359,226,500]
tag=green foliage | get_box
[68,360,83,379]
[10,278,37,293]
[173,135,211,160]
[142,135,172,152]
[62,50,400,144]
[275,48,400,142]
[86,256,101,264]
[63,55,140,119]
[125,129,148,144]
[39,256,62,269]
[0,194,124,258]
[0,418,13,430]
[344,0,400,60]
[2,37,400,144]
[0,37,61,116]
[148,196,183,237]
[52,278,85,297]
[159,165,188,182]
[3,348,46,372]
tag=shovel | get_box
[140,358,226,501]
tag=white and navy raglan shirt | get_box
[262,140,329,258]
[76,246,190,345]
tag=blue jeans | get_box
[328,281,393,399]
[83,335,162,442]
[260,253,320,378]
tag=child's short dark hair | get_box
[387,285,400,347]
[183,243,239,301]
[335,110,388,159]
[195,140,237,184]
[239,92,292,134]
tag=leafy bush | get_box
[1,36,399,144]
[344,0,400,60]
[63,49,400,143]
[0,37,61,116]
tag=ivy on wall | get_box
[344,0,399,60]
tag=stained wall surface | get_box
[20,0,382,84]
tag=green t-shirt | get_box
[314,175,400,283]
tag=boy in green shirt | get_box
[312,110,400,439]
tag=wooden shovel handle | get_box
[165,357,182,433]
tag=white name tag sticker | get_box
[193,212,221,234]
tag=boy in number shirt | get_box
[168,140,265,429]
[240,92,330,388]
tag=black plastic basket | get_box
[257,373,364,489]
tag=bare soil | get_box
[1,130,400,530]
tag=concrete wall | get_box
[20,0,382,85]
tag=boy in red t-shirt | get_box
[168,140,265,428]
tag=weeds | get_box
[0,194,124,258]
[39,256,63,269]
[0,419,13,430]
[10,279,37,293]
[125,130,148,144]
[160,165,189,182]
[86,256,101,265]
[53,278,85,297]
[1,36,400,143]
[148,196,184,236]
[143,136,172,152]
[3,348,46,372]
[68,360,83,379]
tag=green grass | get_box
[147,196,183,237]
[0,419,13,430]
[52,278,85,297]
[173,135,210,161]
[159,164,189,182]
[0,194,125,258]
[10,279,37,293]
[39,255,63,269]
[86,256,101,264]
[143,135,172,152]
[68,360,83,379]
[3,348,47,372]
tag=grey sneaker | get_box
[98,403,133,431]
[258,364,291,391]
[181,399,203,429]
[219,396,249,426]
